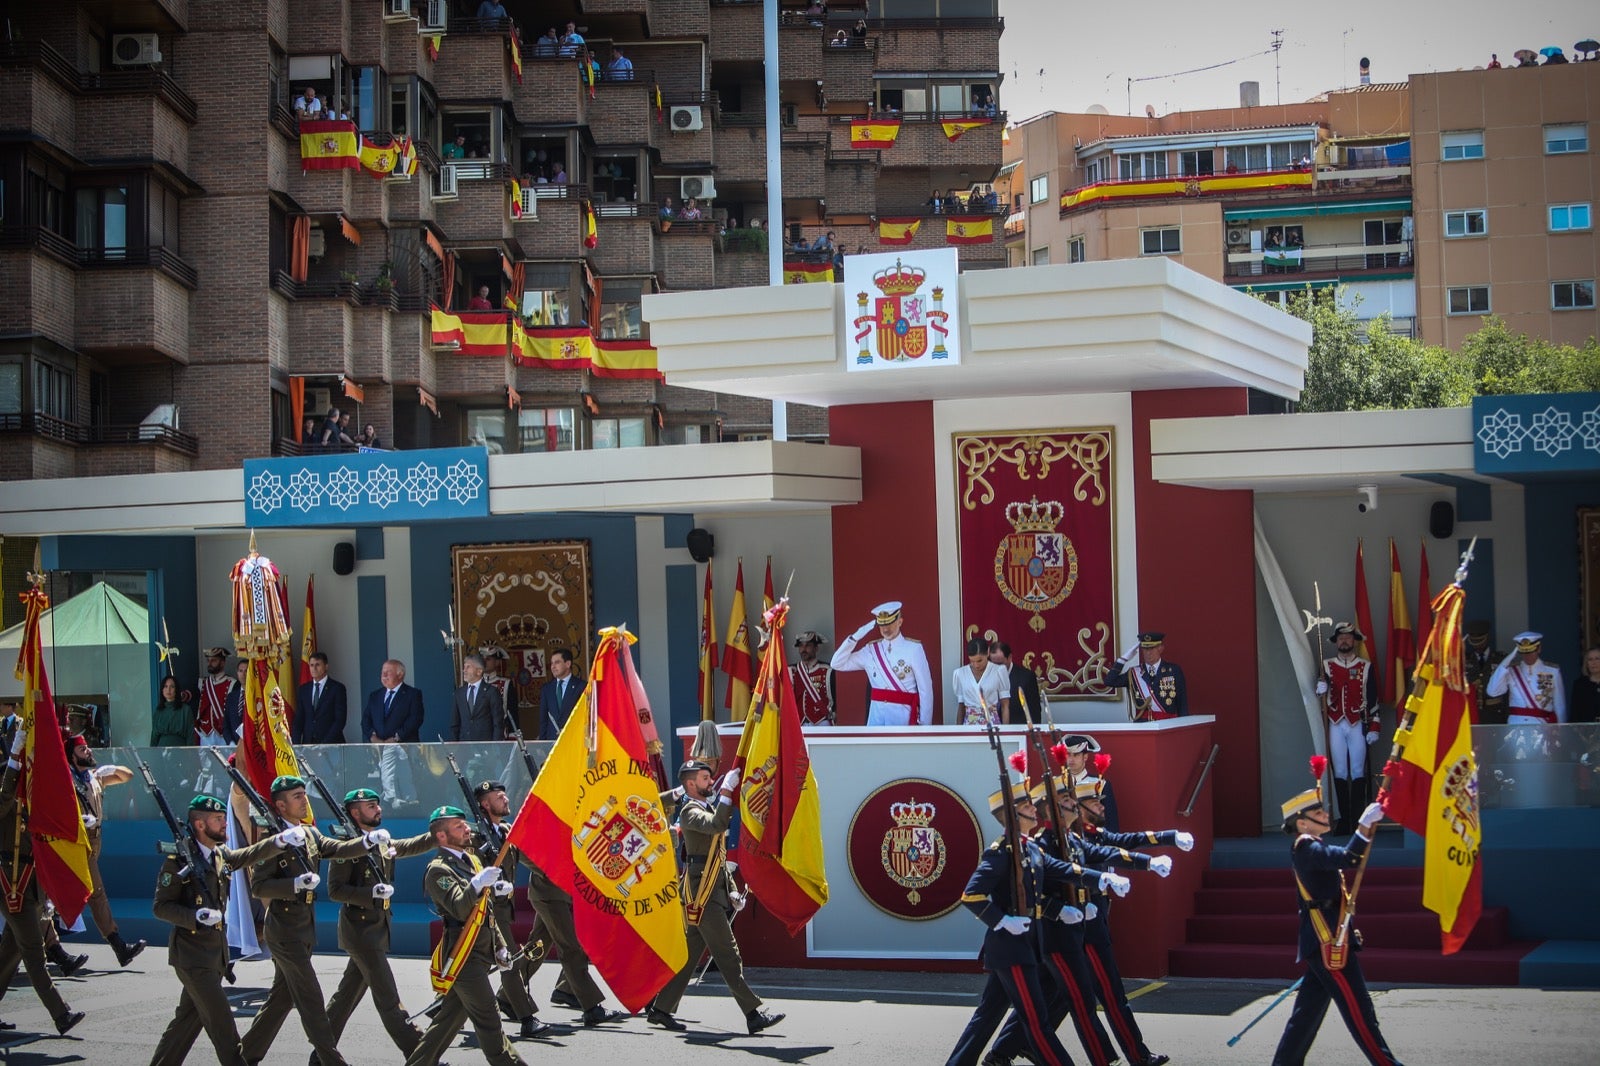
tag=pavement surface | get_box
[2,943,1597,1064]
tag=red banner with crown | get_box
[953,430,1118,700]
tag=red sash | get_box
[1507,664,1550,719]
[197,676,231,737]
[870,642,919,725]
[791,663,831,724]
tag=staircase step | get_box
[1185,907,1513,950]
[1202,866,1422,890]
[1195,885,1424,915]
[1168,941,1535,985]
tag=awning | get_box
[995,160,1021,178]
[1224,198,1410,221]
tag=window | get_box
[1068,236,1085,263]
[1553,280,1595,310]
[1141,227,1180,255]
[1447,286,1490,315]
[465,410,508,454]
[1441,131,1484,161]
[659,423,709,445]
[1031,247,1050,266]
[34,360,73,420]
[1444,209,1487,238]
[518,407,576,452]
[1118,152,1166,181]
[1224,144,1268,172]
[591,417,649,449]
[598,278,647,339]
[348,66,385,132]
[520,262,577,326]
[1178,149,1215,177]
[1082,158,1108,185]
[75,184,128,258]
[0,363,20,415]
[1545,124,1588,154]
[1029,175,1048,203]
[1549,203,1592,232]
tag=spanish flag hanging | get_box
[850,118,902,149]
[941,117,993,141]
[653,84,664,124]
[508,30,523,84]
[299,120,360,171]
[426,35,441,61]
[358,136,401,179]
[783,261,834,284]
[509,182,524,220]
[877,218,922,245]
[582,200,598,249]
[945,216,994,244]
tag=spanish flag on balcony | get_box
[430,308,512,356]
[654,84,664,124]
[299,120,360,171]
[783,261,834,284]
[509,30,523,84]
[877,218,921,245]
[516,327,663,381]
[358,136,401,179]
[850,118,902,149]
[393,135,418,178]
[426,35,441,61]
[941,117,992,141]
[509,182,524,220]
[945,216,994,244]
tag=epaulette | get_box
[987,836,1009,851]
[1293,833,1317,848]
[156,840,181,858]
[903,636,922,644]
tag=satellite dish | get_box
[1086,104,1109,115]
[1145,104,1156,118]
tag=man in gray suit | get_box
[450,654,506,742]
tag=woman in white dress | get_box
[953,636,1011,725]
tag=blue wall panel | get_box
[1523,481,1598,674]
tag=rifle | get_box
[301,755,388,893]
[207,748,316,879]
[509,727,542,788]
[982,711,1027,916]
[445,750,503,850]
[1013,691,1070,864]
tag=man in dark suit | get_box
[538,648,582,740]
[294,651,349,744]
[450,654,506,742]
[989,641,1042,721]
[361,659,422,811]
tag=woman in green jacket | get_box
[150,675,194,746]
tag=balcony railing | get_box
[0,412,84,444]
[0,40,198,122]
[270,270,364,305]
[0,414,197,453]
[1225,240,1414,278]
[0,226,198,287]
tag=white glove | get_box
[495,947,510,967]
[995,915,1032,935]
[1149,855,1173,878]
[372,883,395,901]
[1366,731,1380,746]
[276,825,307,848]
[1057,905,1085,925]
[469,866,502,892]
[1120,642,1139,664]
[82,813,98,830]
[1358,802,1385,829]
[195,907,223,927]
[9,728,25,754]
[730,890,748,914]
[719,768,742,794]
[1100,871,1131,897]
[293,871,322,892]
[1315,679,1329,696]
[853,621,876,641]
[492,880,514,898]
[363,828,392,847]
[1174,831,1195,852]
[1500,649,1518,666]
[1085,902,1099,920]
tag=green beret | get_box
[270,775,307,796]
[343,788,380,806]
[188,795,227,814]
[429,804,468,826]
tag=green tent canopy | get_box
[0,581,148,650]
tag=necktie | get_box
[468,684,477,706]
[314,681,323,705]
[384,689,394,711]
[559,680,566,700]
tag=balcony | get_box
[825,150,878,214]
[865,17,1003,74]
[352,302,394,383]
[1060,167,1314,215]
[1224,240,1415,281]
[713,247,769,289]
[517,192,586,260]
[875,114,1005,171]
[590,205,656,275]
[0,414,197,479]
[74,266,194,363]
[585,71,656,146]
[654,220,716,289]
[658,93,716,167]
[434,168,516,243]
[513,57,587,126]
[430,22,516,102]
[821,36,875,103]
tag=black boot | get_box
[109,931,146,967]
[1332,778,1352,835]
[47,944,89,977]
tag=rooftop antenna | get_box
[1271,29,1284,104]
[1341,27,1355,89]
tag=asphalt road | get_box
[2,944,1596,1064]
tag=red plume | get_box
[1093,752,1111,776]
[1050,742,1069,769]
[1309,754,1328,781]
[1008,750,1028,774]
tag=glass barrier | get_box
[1473,723,1600,810]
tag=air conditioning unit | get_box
[308,227,327,259]
[1226,226,1249,246]
[669,106,704,132]
[385,0,412,18]
[304,388,334,418]
[420,0,447,32]
[434,164,459,200]
[111,33,162,66]
[680,175,717,200]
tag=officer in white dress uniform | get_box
[1487,631,1567,724]
[830,601,935,726]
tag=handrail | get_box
[0,412,86,444]
[91,423,200,455]
[1180,743,1220,818]
[0,226,199,287]
[830,110,1007,125]
[0,40,199,122]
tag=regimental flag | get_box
[697,566,717,722]
[230,540,301,803]
[1385,538,1414,706]
[946,216,994,245]
[783,261,834,284]
[511,628,688,1011]
[722,560,755,719]
[653,84,664,124]
[583,200,598,249]
[1377,577,1481,954]
[299,574,317,687]
[877,218,921,245]
[509,30,523,84]
[1416,541,1434,653]
[850,118,902,149]
[733,600,829,936]
[11,585,93,925]
[358,136,401,179]
[426,35,441,61]
[1354,540,1376,662]
[941,118,992,141]
[299,120,360,171]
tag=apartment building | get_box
[0,0,1005,481]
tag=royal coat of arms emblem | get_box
[993,496,1077,632]
[878,798,945,905]
[574,794,669,897]
[851,258,951,364]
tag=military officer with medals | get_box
[239,774,389,1066]
[1487,631,1567,724]
[471,780,554,1039]
[1461,620,1507,723]
[196,646,236,746]
[1314,623,1380,834]
[789,631,836,725]
[831,601,935,725]
[648,759,784,1034]
[324,787,436,1058]
[1107,631,1188,720]
[151,795,293,1066]
[407,805,524,1066]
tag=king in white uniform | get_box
[1486,630,1567,724]
[830,601,934,726]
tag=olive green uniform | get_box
[405,847,523,1066]
[476,820,543,1021]
[238,827,372,1066]
[325,830,435,1053]
[651,793,763,1015]
[0,763,75,1027]
[526,865,607,1009]
[150,833,285,1066]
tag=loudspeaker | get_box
[332,542,355,575]
[1429,501,1455,540]
[685,528,715,563]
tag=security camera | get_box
[1356,485,1378,513]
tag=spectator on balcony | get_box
[520,171,535,187]
[337,412,356,442]
[294,87,323,119]
[680,198,704,221]
[151,675,194,748]
[1487,53,1502,69]
[812,230,836,253]
[320,406,354,447]
[535,167,550,184]
[552,161,568,183]
[301,417,318,446]
[606,46,634,80]
[830,30,849,47]
[443,134,466,160]
[476,0,509,21]
[534,27,560,57]
[660,196,677,220]
[360,424,382,449]
[468,285,493,311]
[853,18,868,39]
[806,1,827,29]
[560,21,585,57]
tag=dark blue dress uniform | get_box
[1106,659,1187,719]
[1272,832,1403,1066]
[944,836,1101,1066]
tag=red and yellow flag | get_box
[1353,540,1376,662]
[850,118,902,148]
[762,557,775,617]
[941,118,992,141]
[1377,577,1481,954]
[653,83,664,123]
[946,216,994,244]
[11,585,93,925]
[299,574,317,687]
[877,218,921,245]
[1416,541,1433,653]
[722,561,755,719]
[508,30,523,84]
[426,35,441,61]
[733,601,828,936]
[299,120,360,171]
[698,566,718,722]
[509,181,524,220]
[583,200,598,249]
[1385,538,1414,705]
[511,629,687,1011]
[358,136,402,179]
[783,261,833,284]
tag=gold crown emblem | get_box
[1005,496,1065,533]
[624,795,667,835]
[872,258,926,296]
[494,613,549,647]
[889,798,936,827]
